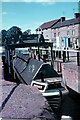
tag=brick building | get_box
[36,13,80,49]
[36,18,61,42]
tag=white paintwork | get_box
[42,92,59,97]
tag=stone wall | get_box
[62,63,80,93]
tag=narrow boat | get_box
[13,54,68,114]
[31,78,68,114]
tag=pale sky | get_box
[0,1,79,33]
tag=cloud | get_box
[1,0,79,2]
[25,0,55,2]
[1,0,54,2]
[0,11,16,15]
[2,12,7,15]
[23,0,80,2]
[0,11,7,15]
[1,0,11,1]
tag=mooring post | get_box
[77,51,80,66]
[53,50,56,60]
[51,44,54,68]
[63,51,66,62]
[38,45,40,61]
[67,51,69,61]
[8,49,11,74]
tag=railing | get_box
[53,49,80,66]
[51,49,80,74]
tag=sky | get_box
[0,1,79,33]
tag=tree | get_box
[1,29,7,46]
[22,29,31,40]
[25,29,31,35]
[6,26,23,44]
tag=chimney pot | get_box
[74,13,80,18]
[61,17,65,22]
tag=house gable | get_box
[36,19,60,31]
[52,17,80,29]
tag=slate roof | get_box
[36,19,60,30]
[52,17,80,29]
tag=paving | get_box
[0,57,56,120]
[0,84,55,119]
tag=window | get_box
[46,35,48,37]
[58,32,60,36]
[67,31,69,35]
[54,33,56,37]
[72,30,75,35]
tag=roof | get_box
[22,34,38,40]
[6,42,53,50]
[13,54,60,85]
[52,17,80,29]
[36,19,60,30]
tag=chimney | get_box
[60,17,65,22]
[74,13,80,18]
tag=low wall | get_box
[62,63,80,93]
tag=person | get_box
[39,32,45,43]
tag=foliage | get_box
[1,30,7,46]
[22,29,31,40]
[25,29,31,35]
[6,26,23,44]
[1,27,32,45]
